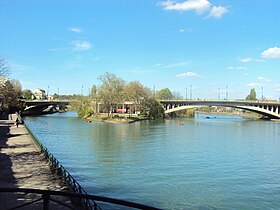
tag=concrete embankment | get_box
[0,115,75,209]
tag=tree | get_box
[141,98,165,119]
[0,59,10,77]
[123,81,150,114]
[156,88,173,100]
[0,80,22,113]
[245,88,257,100]
[70,96,93,118]
[90,85,98,114]
[22,89,33,100]
[10,79,22,95]
[98,72,125,116]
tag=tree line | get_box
[71,72,167,119]
[0,58,262,119]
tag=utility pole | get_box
[261,86,264,100]
[186,87,188,99]
[47,85,49,100]
[218,88,220,100]
[81,85,83,96]
[153,85,155,98]
[226,85,228,100]
[190,85,192,100]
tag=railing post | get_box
[42,193,50,210]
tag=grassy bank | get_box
[86,114,146,124]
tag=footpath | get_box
[0,115,75,209]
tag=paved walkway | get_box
[0,115,76,209]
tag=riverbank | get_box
[86,113,147,124]
[0,115,74,209]
[196,111,261,119]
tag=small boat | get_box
[84,119,92,123]
[177,122,184,126]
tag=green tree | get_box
[52,93,59,100]
[141,98,165,119]
[22,89,33,100]
[70,96,93,118]
[98,72,125,116]
[123,81,150,114]
[156,88,173,100]
[245,88,257,100]
[0,80,22,113]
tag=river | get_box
[24,112,280,209]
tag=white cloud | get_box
[261,47,280,59]
[208,6,228,18]
[71,41,92,51]
[176,71,202,77]
[239,57,264,63]
[179,28,192,32]
[153,63,162,68]
[69,27,83,33]
[160,0,228,18]
[258,76,271,82]
[246,83,260,87]
[226,66,246,70]
[165,62,188,68]
[160,0,211,14]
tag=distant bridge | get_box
[20,100,70,116]
[159,100,280,119]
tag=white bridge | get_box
[159,100,280,119]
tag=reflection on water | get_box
[25,112,280,209]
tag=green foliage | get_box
[70,96,93,118]
[22,89,33,100]
[141,98,165,119]
[0,80,22,112]
[168,108,195,118]
[156,88,173,100]
[245,88,257,100]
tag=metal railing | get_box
[16,113,159,210]
[0,188,160,210]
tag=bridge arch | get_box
[162,102,280,119]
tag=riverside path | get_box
[0,114,75,209]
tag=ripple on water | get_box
[25,112,280,209]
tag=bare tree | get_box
[123,81,150,114]
[0,59,10,77]
[98,72,125,116]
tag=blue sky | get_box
[1,0,280,100]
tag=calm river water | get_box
[24,112,280,209]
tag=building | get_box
[33,88,47,100]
